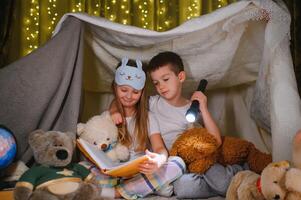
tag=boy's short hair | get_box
[147,51,184,75]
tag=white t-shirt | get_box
[149,95,192,150]
[126,112,160,159]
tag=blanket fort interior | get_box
[0,0,300,163]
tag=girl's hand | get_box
[138,150,167,175]
[111,112,123,125]
[191,91,208,112]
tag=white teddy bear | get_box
[77,111,130,162]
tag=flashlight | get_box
[185,79,208,122]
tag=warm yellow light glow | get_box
[20,0,233,56]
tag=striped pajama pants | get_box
[83,156,186,199]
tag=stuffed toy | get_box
[77,111,129,162]
[226,130,301,200]
[226,160,290,200]
[261,130,301,200]
[14,130,103,200]
[170,127,272,174]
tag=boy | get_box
[111,52,245,198]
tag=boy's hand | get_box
[111,112,123,125]
[191,91,208,112]
[138,150,167,175]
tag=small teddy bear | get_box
[284,130,301,199]
[226,160,290,200]
[261,130,301,200]
[14,130,103,200]
[77,111,129,162]
[170,127,272,174]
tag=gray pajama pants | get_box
[173,163,246,199]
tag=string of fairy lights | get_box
[24,0,39,54]
[47,0,58,32]
[22,0,232,56]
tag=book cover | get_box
[77,138,148,178]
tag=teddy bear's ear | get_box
[65,131,76,141]
[28,129,45,148]
[77,123,85,136]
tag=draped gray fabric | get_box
[0,18,84,162]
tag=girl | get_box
[84,57,185,199]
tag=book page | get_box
[77,138,149,177]
[77,138,119,169]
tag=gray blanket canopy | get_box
[0,0,300,164]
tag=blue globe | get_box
[0,126,17,170]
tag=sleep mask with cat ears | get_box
[115,57,146,90]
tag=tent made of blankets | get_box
[0,0,300,164]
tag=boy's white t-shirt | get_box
[126,112,160,159]
[149,95,192,150]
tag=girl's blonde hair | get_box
[112,60,149,151]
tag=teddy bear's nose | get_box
[101,144,108,150]
[56,149,68,160]
[274,194,280,200]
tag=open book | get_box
[77,138,149,178]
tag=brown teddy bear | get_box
[226,160,290,200]
[14,130,104,200]
[170,127,272,174]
